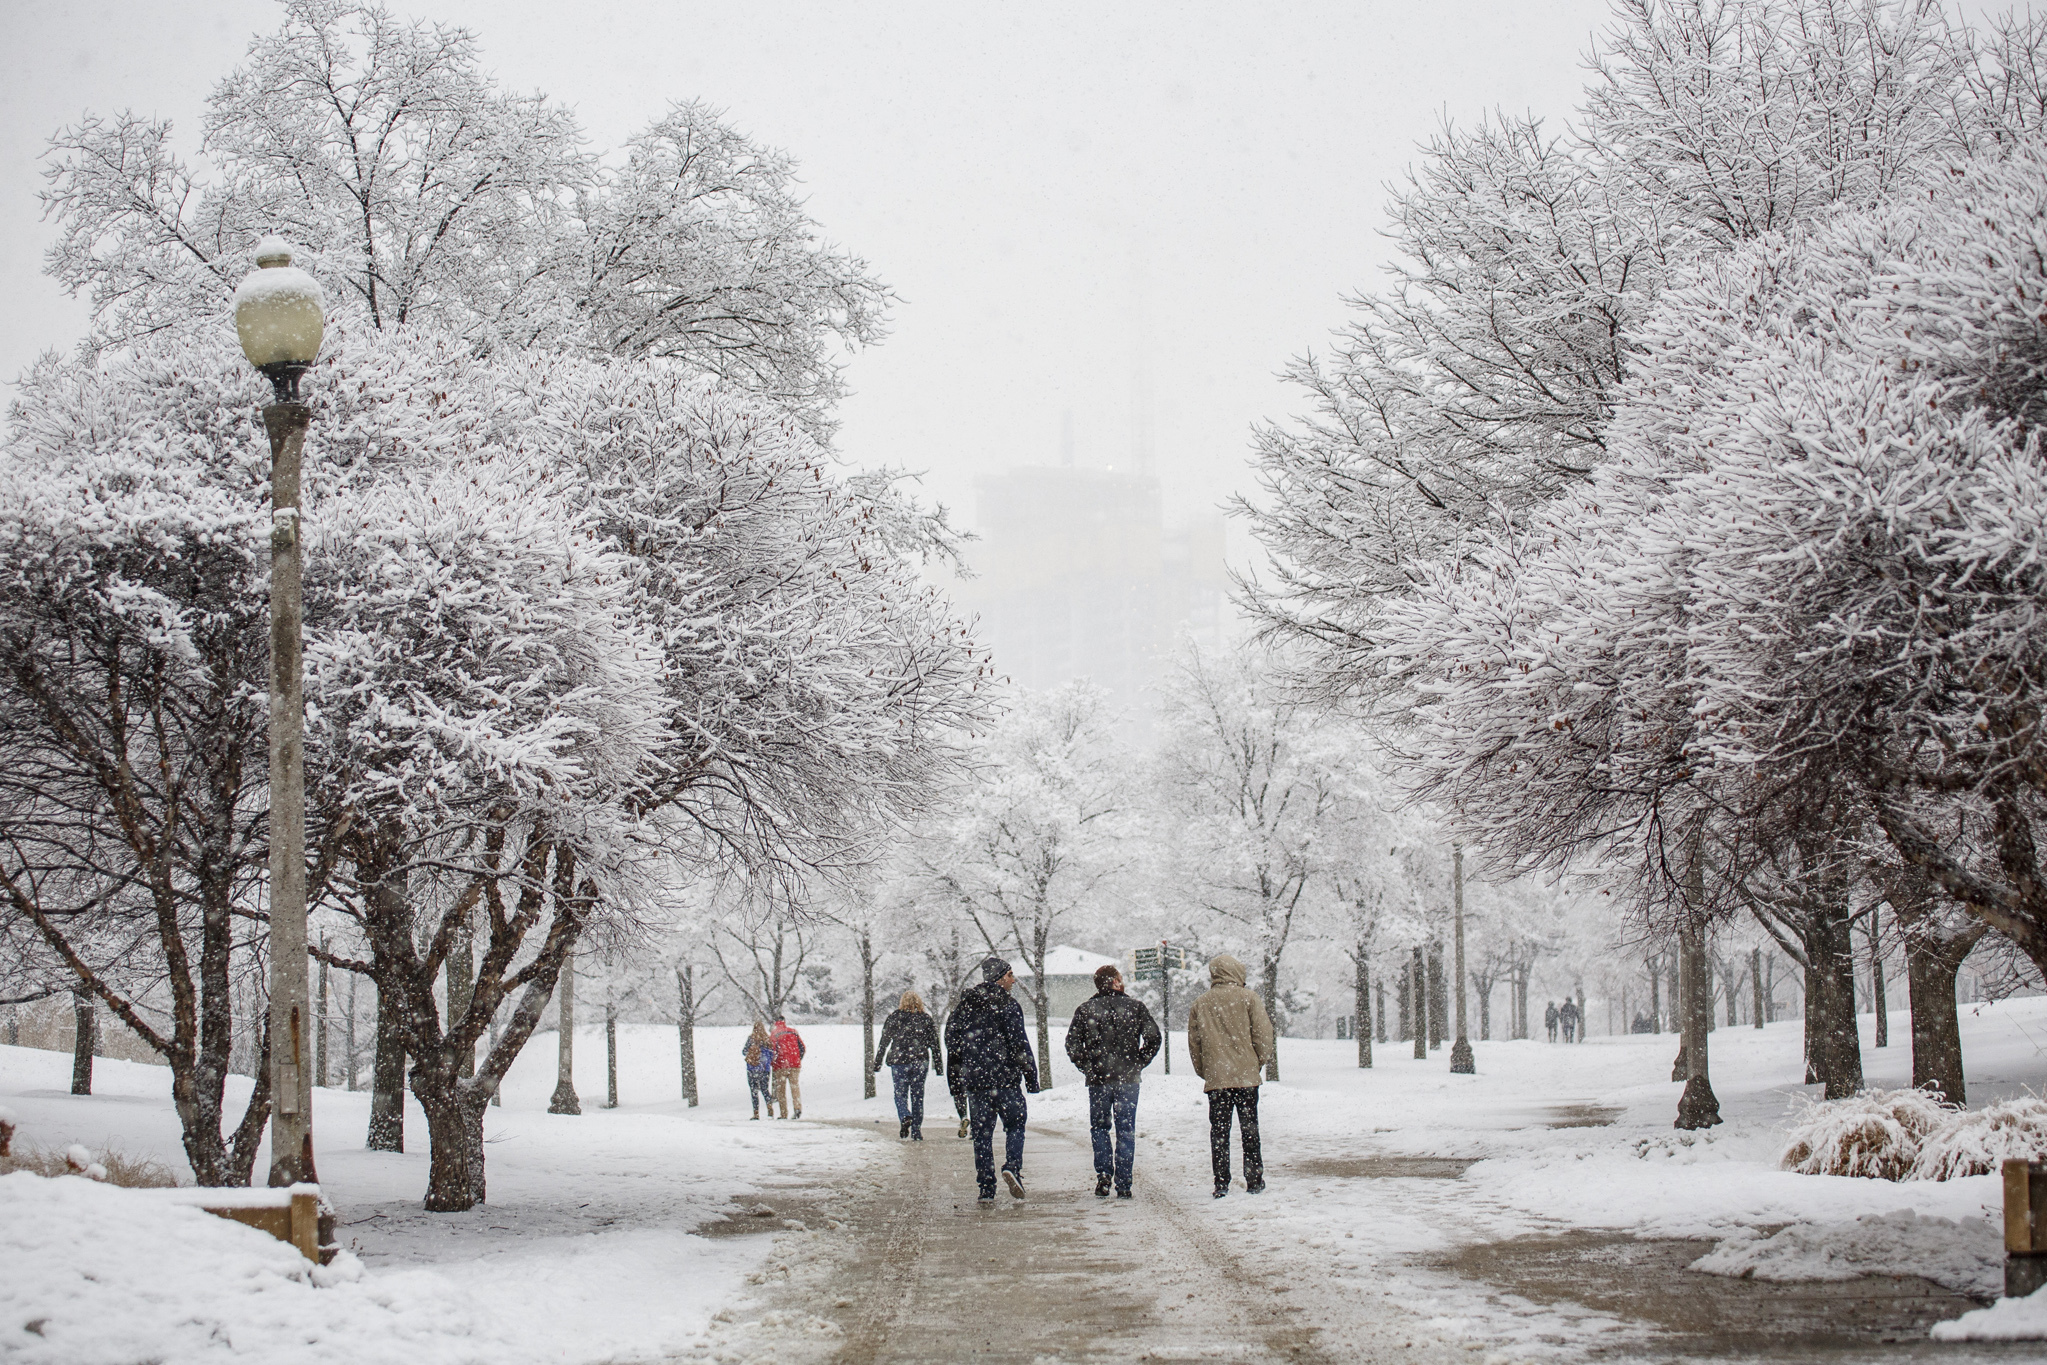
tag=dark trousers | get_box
[966,1086,1028,1195]
[1207,1086,1263,1189]
[746,1068,773,1113]
[891,1063,928,1133]
[1088,1082,1140,1191]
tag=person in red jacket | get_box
[769,1018,806,1119]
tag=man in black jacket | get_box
[944,956,1040,1202]
[1064,963,1162,1198]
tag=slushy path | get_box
[723,1115,1468,1365]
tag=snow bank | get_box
[0,1169,760,1364]
[1690,1209,2002,1296]
[1931,1286,2047,1342]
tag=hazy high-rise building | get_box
[958,465,1228,714]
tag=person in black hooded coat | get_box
[944,956,1039,1201]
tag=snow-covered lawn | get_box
[5,999,2045,1360]
[1,1025,886,1363]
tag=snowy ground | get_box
[5,999,2045,1362]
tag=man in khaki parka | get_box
[1185,954,1276,1197]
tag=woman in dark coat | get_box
[873,990,942,1139]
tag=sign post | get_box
[1133,942,1190,1074]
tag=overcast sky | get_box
[0,0,2019,543]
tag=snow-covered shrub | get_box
[0,1142,173,1187]
[1781,1087,1957,1179]
[1911,1097,2047,1181]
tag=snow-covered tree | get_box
[39,0,887,439]
[1155,641,1386,1075]
[922,682,1135,1087]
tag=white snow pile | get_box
[1781,1088,2047,1180]
[1932,1285,2047,1342]
[2,1166,763,1364]
[1690,1209,2002,1297]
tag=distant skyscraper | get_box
[958,465,1228,716]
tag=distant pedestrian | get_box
[1559,998,1580,1044]
[770,1017,805,1119]
[742,1020,775,1119]
[874,990,942,1139]
[1186,954,1275,1198]
[1065,963,1162,1198]
[1544,1001,1560,1043]
[945,956,1039,1202]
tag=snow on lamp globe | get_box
[234,235,325,400]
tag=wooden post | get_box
[2006,1160,2047,1298]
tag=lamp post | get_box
[1449,842,1475,1074]
[234,237,326,1188]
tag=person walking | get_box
[873,990,942,1139]
[944,956,1039,1203]
[1544,1000,1560,1043]
[769,1016,805,1119]
[1186,954,1275,1199]
[1064,963,1161,1199]
[1559,997,1580,1044]
[742,1020,775,1119]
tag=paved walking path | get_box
[701,1115,1467,1364]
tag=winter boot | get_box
[1095,1174,1112,1198]
[957,1116,969,1139]
[1003,1169,1026,1200]
[900,1119,911,1139]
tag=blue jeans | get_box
[1088,1082,1140,1191]
[891,1064,928,1133]
[966,1086,1028,1195]
[747,1068,773,1114]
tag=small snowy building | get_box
[1014,945,1123,1021]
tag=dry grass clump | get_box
[0,1141,179,1188]
[1781,1087,1957,1179]
[1912,1096,2047,1180]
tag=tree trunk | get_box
[1397,969,1412,1041]
[677,967,699,1107]
[1808,901,1864,1099]
[1374,979,1386,1042]
[1426,942,1447,1050]
[1029,926,1053,1089]
[448,912,475,1080]
[1905,929,1973,1105]
[1675,918,1722,1129]
[604,995,618,1110]
[367,985,405,1152]
[1868,907,1888,1049]
[315,944,330,1088]
[70,988,95,1095]
[549,956,580,1115]
[1354,951,1371,1069]
[344,973,359,1090]
[1649,957,1662,1034]
[861,932,877,1101]
[1411,946,1427,1060]
[1477,980,1492,1040]
[1751,947,1766,1029]
[1262,949,1284,1082]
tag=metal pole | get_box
[1450,843,1474,1074]
[264,401,317,1187]
[1161,941,1171,1076]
